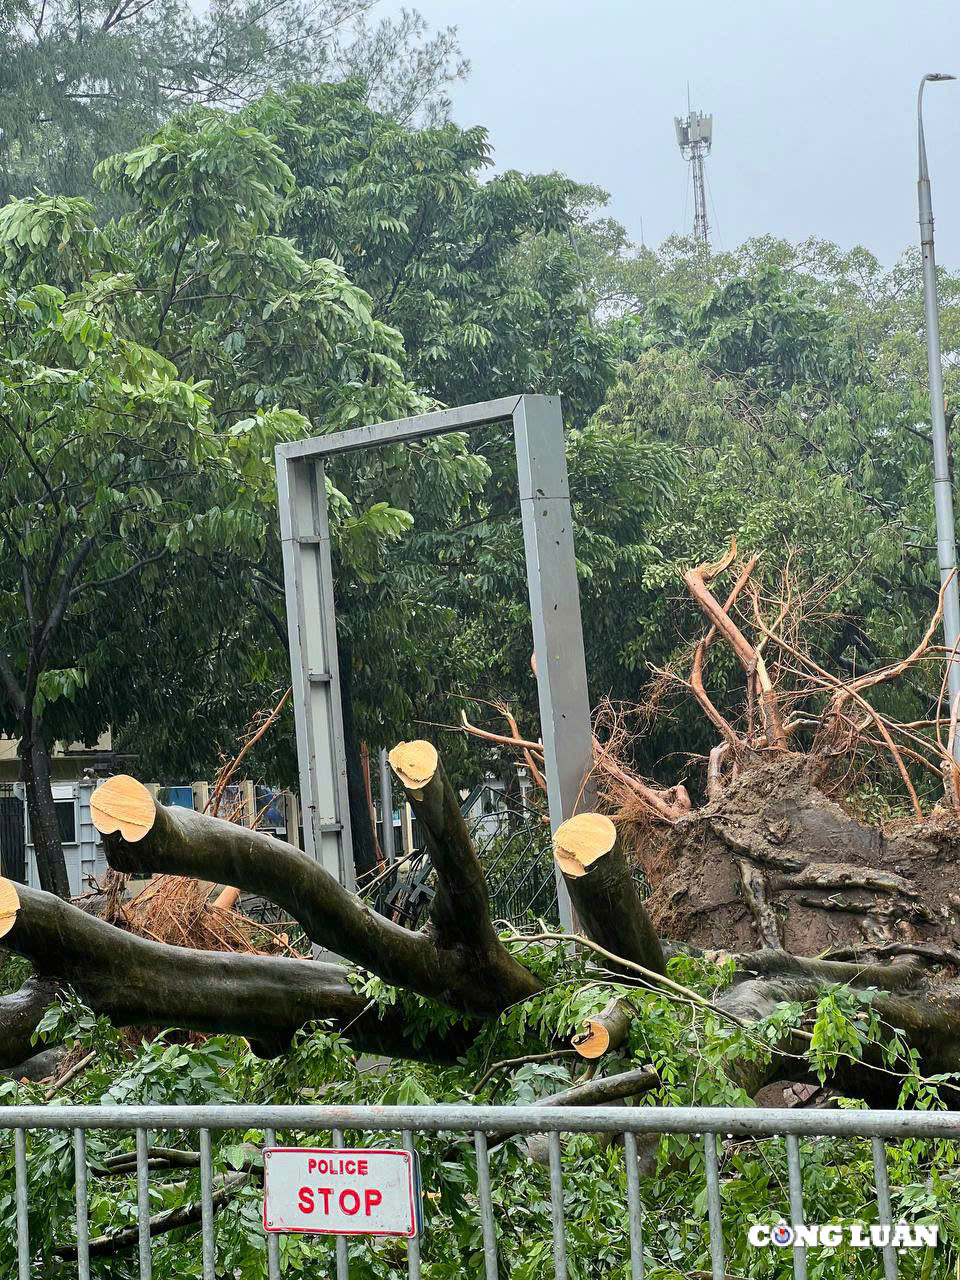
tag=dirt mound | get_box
[642,754,960,959]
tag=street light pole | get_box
[917,73,960,731]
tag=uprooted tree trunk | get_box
[2,548,960,1117]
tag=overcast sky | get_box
[380,0,960,268]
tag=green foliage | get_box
[3,954,959,1277]
[0,99,437,813]
[0,0,466,207]
[243,82,615,422]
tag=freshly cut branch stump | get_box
[388,740,543,1002]
[90,774,156,842]
[571,997,634,1059]
[554,813,616,878]
[0,877,20,938]
[387,740,438,799]
[553,813,666,976]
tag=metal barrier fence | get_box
[4,1103,959,1279]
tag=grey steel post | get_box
[547,1129,568,1280]
[14,1127,29,1280]
[379,747,396,863]
[474,1130,499,1280]
[918,73,960,743]
[136,1127,153,1280]
[512,395,594,931]
[402,1131,421,1279]
[199,1127,216,1280]
[703,1133,726,1280]
[276,451,355,886]
[622,1130,644,1279]
[264,1128,281,1280]
[74,1128,90,1280]
[332,1127,350,1279]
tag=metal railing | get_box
[3,1103,959,1278]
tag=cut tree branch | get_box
[552,813,666,975]
[94,769,541,1016]
[388,741,543,999]
[0,879,473,1064]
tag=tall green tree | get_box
[241,82,615,422]
[0,110,431,892]
[0,0,465,205]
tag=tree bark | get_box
[95,772,541,1016]
[0,879,474,1064]
[0,977,59,1068]
[552,813,665,976]
[18,724,70,898]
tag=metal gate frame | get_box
[276,394,594,924]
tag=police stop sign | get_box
[263,1147,422,1237]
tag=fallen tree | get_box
[1,548,960,1120]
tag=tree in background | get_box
[243,82,614,422]
[581,261,953,793]
[0,0,466,205]
[108,84,620,863]
[0,110,432,894]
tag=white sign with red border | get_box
[263,1147,422,1237]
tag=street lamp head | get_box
[918,75,957,180]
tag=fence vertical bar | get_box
[403,1131,421,1280]
[264,1128,281,1280]
[74,1128,90,1280]
[473,1131,499,1280]
[872,1137,899,1280]
[785,1135,808,1280]
[703,1133,725,1280]
[199,1128,216,1280]
[547,1130,568,1280]
[332,1127,350,1280]
[136,1127,153,1280]
[14,1127,29,1280]
[622,1131,644,1280]
[379,747,396,863]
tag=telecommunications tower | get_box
[675,100,713,248]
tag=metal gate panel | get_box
[0,792,25,882]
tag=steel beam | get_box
[276,452,354,886]
[277,397,523,461]
[512,395,592,929]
